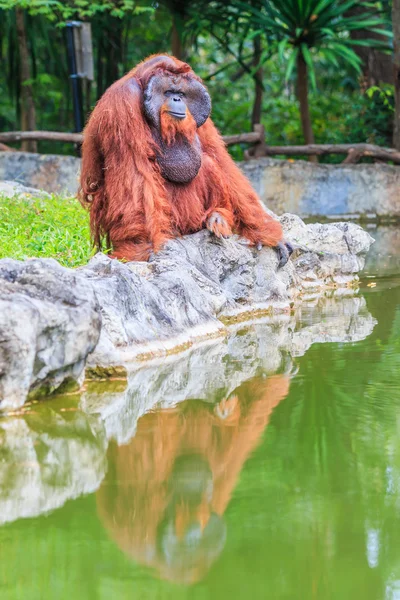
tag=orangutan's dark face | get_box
[143,72,211,129]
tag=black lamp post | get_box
[65,21,84,134]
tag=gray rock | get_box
[241,157,400,218]
[0,180,50,199]
[0,258,101,409]
[82,217,373,365]
[0,215,373,408]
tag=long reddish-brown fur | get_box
[80,54,283,261]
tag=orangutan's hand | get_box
[275,240,294,268]
[206,211,232,239]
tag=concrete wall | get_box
[1,151,400,218]
[240,157,400,218]
[0,152,80,196]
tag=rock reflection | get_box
[82,292,376,445]
[0,403,107,524]
[0,291,376,543]
[97,374,290,583]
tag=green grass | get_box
[0,194,93,267]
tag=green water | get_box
[1,226,400,600]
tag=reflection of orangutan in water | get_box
[97,374,290,584]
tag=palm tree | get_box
[240,0,391,146]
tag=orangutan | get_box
[80,54,292,265]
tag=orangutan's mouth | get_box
[168,111,186,120]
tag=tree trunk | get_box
[15,7,37,153]
[171,17,183,59]
[296,51,317,162]
[347,5,393,88]
[251,35,263,128]
[393,0,400,150]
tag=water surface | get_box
[1,226,400,600]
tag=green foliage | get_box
[193,0,392,87]
[0,0,153,20]
[186,0,393,143]
[0,3,169,148]
[0,0,396,156]
[197,49,394,161]
[349,84,395,147]
[366,82,395,112]
[0,194,92,266]
[259,86,395,161]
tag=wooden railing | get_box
[257,142,400,164]
[0,131,83,145]
[1,125,400,164]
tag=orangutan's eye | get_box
[165,90,184,97]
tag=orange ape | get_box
[80,55,292,265]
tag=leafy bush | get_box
[357,84,394,148]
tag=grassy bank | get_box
[0,194,92,267]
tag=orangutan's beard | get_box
[160,108,197,146]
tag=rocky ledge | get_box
[0,213,373,409]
